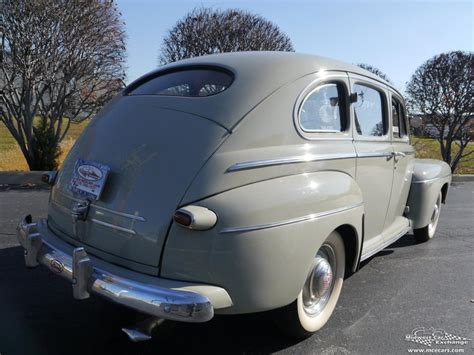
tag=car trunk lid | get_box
[47,96,228,272]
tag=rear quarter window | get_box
[126,68,234,97]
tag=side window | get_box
[353,84,385,137]
[299,83,346,132]
[392,99,401,137]
[399,102,408,137]
[391,96,407,138]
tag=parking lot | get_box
[0,182,472,355]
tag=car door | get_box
[383,92,414,239]
[349,74,394,256]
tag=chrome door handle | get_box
[392,151,406,162]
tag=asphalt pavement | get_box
[0,183,472,355]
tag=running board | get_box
[360,226,411,261]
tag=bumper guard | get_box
[17,215,214,323]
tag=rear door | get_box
[349,74,394,256]
[384,92,414,235]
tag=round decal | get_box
[77,165,103,181]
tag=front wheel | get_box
[414,191,442,243]
[274,231,345,339]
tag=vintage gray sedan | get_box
[17,52,451,340]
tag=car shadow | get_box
[387,233,418,248]
[357,233,418,271]
[0,246,301,355]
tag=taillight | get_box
[173,205,217,231]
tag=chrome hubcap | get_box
[302,245,336,316]
[428,194,441,236]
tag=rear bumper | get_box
[17,215,227,323]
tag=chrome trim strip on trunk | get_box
[17,217,214,323]
[51,200,138,235]
[55,190,146,221]
[92,205,146,222]
[225,153,357,172]
[220,202,364,233]
[90,218,137,235]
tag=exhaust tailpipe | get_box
[122,317,165,342]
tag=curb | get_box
[0,171,49,188]
[452,175,474,182]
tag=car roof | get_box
[128,52,401,130]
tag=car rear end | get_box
[17,65,239,323]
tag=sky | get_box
[116,0,473,91]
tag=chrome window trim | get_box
[298,83,345,133]
[220,202,363,234]
[350,78,390,141]
[389,92,409,140]
[293,73,352,141]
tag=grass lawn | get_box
[412,137,474,174]
[0,119,89,171]
[1,121,473,174]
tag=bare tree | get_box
[159,7,294,64]
[0,0,126,170]
[406,51,473,173]
[357,63,392,83]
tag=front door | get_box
[349,74,394,256]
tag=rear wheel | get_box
[414,191,442,243]
[275,231,345,339]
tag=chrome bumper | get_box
[16,215,214,323]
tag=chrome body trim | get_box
[225,153,356,172]
[411,174,452,184]
[17,216,214,323]
[225,150,408,173]
[360,225,410,261]
[220,202,363,233]
[356,151,393,159]
[226,148,417,173]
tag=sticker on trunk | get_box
[70,159,110,200]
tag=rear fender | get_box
[406,159,451,229]
[161,171,364,314]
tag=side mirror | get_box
[410,116,422,128]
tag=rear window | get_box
[127,68,233,97]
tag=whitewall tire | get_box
[414,191,442,243]
[275,231,345,338]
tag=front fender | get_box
[161,171,364,314]
[406,159,451,229]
